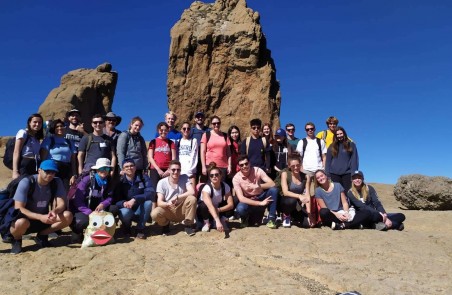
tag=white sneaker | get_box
[202,223,210,232]
[262,215,268,225]
[282,215,291,228]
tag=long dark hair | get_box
[331,126,352,157]
[228,125,241,155]
[27,113,44,140]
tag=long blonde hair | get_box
[350,181,369,201]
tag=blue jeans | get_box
[118,200,152,230]
[236,187,279,220]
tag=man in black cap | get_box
[65,109,87,152]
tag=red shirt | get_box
[148,138,175,169]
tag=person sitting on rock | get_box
[9,160,73,254]
[151,160,197,236]
[114,158,155,239]
[347,170,405,231]
[314,169,372,230]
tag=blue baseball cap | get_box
[275,128,286,137]
[40,160,59,172]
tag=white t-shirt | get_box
[156,174,192,202]
[200,182,231,208]
[296,137,326,172]
[178,138,198,177]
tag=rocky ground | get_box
[0,145,450,295]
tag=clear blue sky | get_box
[1,1,451,184]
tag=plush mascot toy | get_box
[81,211,116,248]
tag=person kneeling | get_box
[10,160,73,254]
[232,155,279,229]
[197,162,234,234]
[114,159,155,239]
[151,160,197,236]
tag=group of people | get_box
[5,110,405,254]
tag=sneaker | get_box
[35,234,51,248]
[11,239,22,254]
[135,229,146,240]
[240,217,249,228]
[276,215,283,224]
[185,226,196,236]
[397,223,405,231]
[331,222,345,230]
[266,220,277,229]
[201,223,211,232]
[162,224,170,236]
[375,222,387,231]
[261,215,268,225]
[282,215,291,228]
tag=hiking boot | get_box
[185,226,195,236]
[240,217,249,228]
[397,223,405,231]
[331,222,345,230]
[266,220,277,229]
[161,224,170,236]
[11,239,22,255]
[375,222,387,231]
[282,214,291,228]
[35,234,51,248]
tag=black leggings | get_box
[20,157,39,176]
[280,197,312,228]
[320,208,372,229]
[197,201,233,220]
[330,173,352,193]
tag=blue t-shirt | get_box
[315,182,345,211]
[41,136,76,163]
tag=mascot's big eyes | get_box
[91,215,103,227]
[103,215,115,227]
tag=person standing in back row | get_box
[155,111,182,144]
[240,118,271,174]
[296,122,326,200]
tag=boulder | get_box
[167,0,281,133]
[394,174,452,210]
[38,63,118,132]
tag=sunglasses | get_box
[209,173,220,178]
[238,162,249,167]
[106,118,116,122]
[212,122,221,126]
[286,128,295,132]
[92,121,104,125]
[251,126,260,130]
[159,129,168,133]
[98,167,111,172]
[305,128,315,131]
[182,127,190,131]
[171,168,181,172]
[290,164,301,169]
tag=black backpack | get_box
[197,182,226,201]
[3,136,30,170]
[301,138,323,162]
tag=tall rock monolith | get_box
[167,0,281,133]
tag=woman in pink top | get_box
[200,116,231,180]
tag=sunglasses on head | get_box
[98,167,111,172]
[209,173,220,178]
[238,162,249,167]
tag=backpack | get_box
[196,182,226,201]
[300,138,323,162]
[175,138,194,158]
[85,133,111,152]
[0,175,58,240]
[67,170,95,201]
[3,135,30,170]
[274,168,292,196]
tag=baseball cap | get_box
[40,160,59,172]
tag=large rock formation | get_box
[167,0,281,133]
[38,63,118,131]
[394,174,452,210]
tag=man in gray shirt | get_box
[10,160,73,254]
